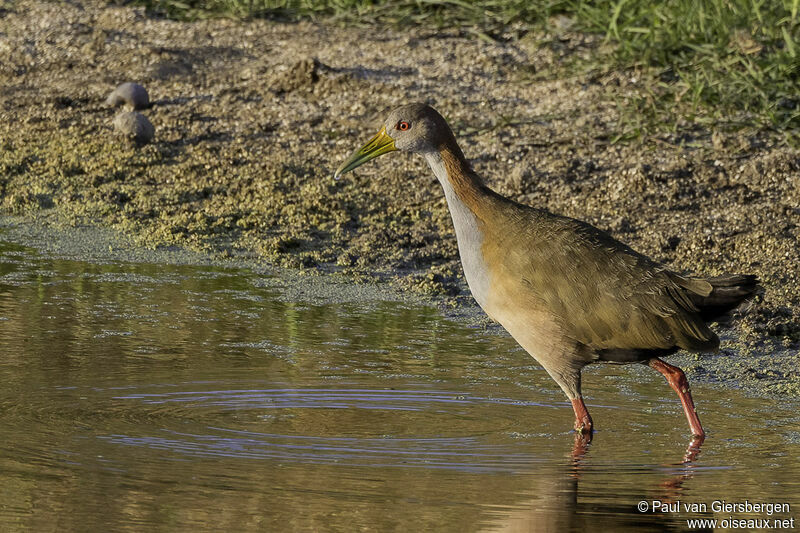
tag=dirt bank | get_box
[1,1,798,360]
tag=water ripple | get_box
[100,428,542,472]
[112,387,551,411]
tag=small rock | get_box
[113,111,154,145]
[106,82,149,110]
[269,57,321,94]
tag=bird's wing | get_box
[492,206,718,353]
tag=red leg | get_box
[683,436,704,463]
[648,358,705,439]
[571,397,594,435]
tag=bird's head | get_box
[334,103,455,179]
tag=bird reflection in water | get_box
[483,435,710,532]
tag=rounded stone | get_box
[112,111,155,145]
[106,82,149,110]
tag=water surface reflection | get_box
[0,237,797,531]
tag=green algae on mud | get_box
[0,2,798,361]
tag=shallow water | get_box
[0,237,797,532]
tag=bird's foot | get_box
[570,397,594,435]
[574,419,593,435]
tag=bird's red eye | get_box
[397,121,410,131]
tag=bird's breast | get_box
[451,208,491,310]
[425,150,496,311]
[436,183,491,310]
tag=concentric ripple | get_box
[112,386,549,411]
[101,428,541,472]
[102,384,554,472]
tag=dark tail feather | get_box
[692,274,760,322]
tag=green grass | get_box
[569,0,800,135]
[134,0,800,136]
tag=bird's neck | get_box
[424,145,492,219]
[424,144,495,309]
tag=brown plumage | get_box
[335,103,759,441]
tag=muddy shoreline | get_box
[0,1,797,393]
[1,214,797,399]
